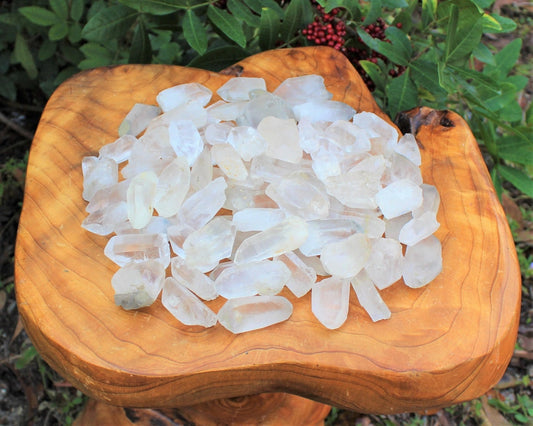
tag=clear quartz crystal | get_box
[312,276,350,329]
[257,116,302,164]
[375,179,423,219]
[403,235,442,288]
[204,122,234,145]
[104,233,170,267]
[398,211,440,246]
[99,135,136,163]
[171,256,218,300]
[217,77,266,102]
[293,100,355,122]
[217,295,293,334]
[353,112,398,158]
[190,147,213,191]
[276,251,316,297]
[385,152,423,185]
[241,91,294,127]
[118,103,161,137]
[162,277,217,327]
[325,120,371,154]
[82,202,128,236]
[211,144,249,181]
[394,133,421,166]
[82,156,118,201]
[413,184,440,218]
[227,126,267,161]
[127,171,157,229]
[168,119,204,166]
[250,155,303,183]
[273,74,332,106]
[320,233,370,278]
[384,213,412,240]
[351,270,391,322]
[232,208,285,232]
[299,219,359,257]
[156,82,212,112]
[112,260,165,310]
[364,237,403,290]
[86,179,129,213]
[179,176,227,230]
[153,157,190,217]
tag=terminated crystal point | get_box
[120,136,174,179]
[311,143,342,181]
[298,119,328,154]
[118,103,161,137]
[257,116,302,164]
[217,295,293,334]
[104,233,170,268]
[115,215,170,236]
[299,219,359,257]
[273,75,332,106]
[167,222,194,257]
[207,100,248,122]
[168,119,204,166]
[179,176,227,230]
[127,171,157,229]
[155,101,208,129]
[99,135,136,164]
[250,155,304,183]
[242,91,294,127]
[276,251,316,297]
[190,147,212,192]
[325,120,372,154]
[387,153,423,186]
[232,208,285,232]
[82,202,128,236]
[171,257,218,301]
[413,184,440,218]
[321,233,370,278]
[375,179,423,219]
[294,250,328,276]
[86,179,129,213]
[215,260,291,299]
[204,122,234,145]
[211,143,249,181]
[351,270,391,322]
[293,100,355,123]
[112,260,165,310]
[353,112,398,158]
[217,77,267,102]
[154,157,190,217]
[183,217,236,272]
[233,216,309,264]
[394,133,421,166]
[82,156,119,201]
[364,237,403,290]
[399,211,440,246]
[403,235,443,288]
[162,277,217,327]
[311,276,351,329]
[384,213,412,240]
[227,126,267,161]
[156,82,212,112]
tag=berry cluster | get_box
[302,6,346,51]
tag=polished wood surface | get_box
[15,46,521,414]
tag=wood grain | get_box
[15,46,521,414]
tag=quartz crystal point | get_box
[215,260,291,298]
[386,153,423,185]
[311,144,342,181]
[398,211,440,246]
[99,135,136,163]
[120,136,174,179]
[227,126,267,161]
[82,156,118,201]
[353,112,398,158]
[207,100,248,122]
[127,171,157,229]
[257,116,302,164]
[217,295,293,334]
[153,157,190,217]
[241,91,294,127]
[171,257,218,301]
[250,155,305,183]
[211,143,248,181]
[351,270,391,322]
[118,103,161,137]
[156,82,212,112]
[183,217,236,272]
[299,219,359,257]
[82,202,128,236]
[190,147,212,191]
[232,208,285,232]
[168,119,204,166]
[298,119,328,154]
[162,277,217,327]
[116,215,170,236]
[311,276,351,329]
[154,101,208,129]
[293,100,355,122]
[294,250,328,276]
[364,237,403,290]
[394,133,421,166]
[384,213,412,240]
[233,216,309,264]
[413,184,440,218]
[276,251,316,297]
[320,233,371,278]
[273,74,332,106]
[375,179,423,219]
[86,179,129,213]
[325,120,372,154]
[112,260,165,310]
[403,235,443,288]
[217,77,266,102]
[104,233,171,268]
[204,122,233,145]
[167,222,194,257]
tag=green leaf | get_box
[207,5,246,48]
[81,5,138,42]
[183,9,208,55]
[356,28,409,66]
[0,74,16,101]
[444,4,483,64]
[421,0,437,26]
[359,60,386,92]
[363,0,381,25]
[38,39,57,61]
[227,0,260,27]
[526,102,533,126]
[498,140,533,166]
[70,0,85,22]
[409,58,447,96]
[15,345,38,370]
[486,12,516,33]
[68,22,83,43]
[483,38,521,79]
[382,0,408,8]
[386,69,417,119]
[19,6,58,26]
[243,0,263,14]
[13,33,38,79]
[490,166,503,200]
[50,0,69,21]
[49,21,69,41]
[470,0,494,9]
[482,82,516,112]
[473,42,495,65]
[281,0,304,40]
[258,8,280,51]
[187,46,249,71]
[447,64,501,96]
[497,164,533,197]
[117,0,182,15]
[129,20,152,63]
[481,13,502,32]
[506,75,528,92]
[384,26,412,58]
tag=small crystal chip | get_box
[276,251,316,297]
[375,179,423,219]
[217,295,293,334]
[118,103,161,137]
[104,233,170,268]
[320,233,371,278]
[364,237,403,290]
[217,77,266,102]
[273,74,332,106]
[127,171,157,229]
[156,82,212,112]
[153,157,190,217]
[99,135,136,164]
[168,120,204,166]
[82,156,118,201]
[311,276,351,329]
[351,270,391,322]
[398,211,440,246]
[257,116,302,164]
[403,235,442,288]
[171,257,218,301]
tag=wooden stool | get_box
[15,47,521,425]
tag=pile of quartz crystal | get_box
[81,74,443,333]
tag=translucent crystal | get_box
[82,156,118,201]
[394,133,421,166]
[127,171,157,229]
[118,103,161,137]
[183,217,236,272]
[215,260,291,298]
[167,222,194,257]
[82,202,128,236]
[171,256,218,300]
[234,216,308,264]
[325,120,372,154]
[112,260,165,310]
[276,251,316,297]
[250,155,304,183]
[168,120,204,166]
[257,116,302,164]
[403,235,442,288]
[384,213,412,240]
[311,144,342,181]
[204,122,234,145]
[207,100,248,122]
[364,237,403,289]
[120,136,174,179]
[375,179,423,219]
[104,233,170,268]
[99,135,136,164]
[115,215,171,236]
[353,112,398,158]
[86,179,129,213]
[179,177,227,230]
[232,208,285,232]
[190,147,212,192]
[156,82,212,112]
[153,157,190,217]
[298,119,328,154]
[211,144,249,181]
[311,276,350,329]
[398,211,440,246]
[227,126,267,161]
[299,218,359,257]
[385,152,423,186]
[320,233,370,278]
[413,184,440,218]
[217,295,293,334]
[162,277,217,327]
[351,270,391,322]
[217,77,266,102]
[273,74,332,106]
[241,91,294,127]
[294,250,328,276]
[224,184,267,211]
[293,100,355,122]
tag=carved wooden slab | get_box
[15,46,521,414]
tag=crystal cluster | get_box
[82,74,443,333]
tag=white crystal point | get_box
[293,100,355,123]
[403,235,442,288]
[215,260,291,298]
[276,251,316,297]
[156,82,212,112]
[162,277,217,327]
[104,233,171,267]
[265,171,330,220]
[190,147,213,192]
[351,270,391,322]
[204,122,233,145]
[112,260,165,310]
[217,295,293,333]
[168,119,204,166]
[127,171,158,229]
[99,135,136,164]
[183,217,236,272]
[207,100,248,122]
[82,202,128,236]
[320,233,371,278]
[394,133,421,166]
[234,216,309,264]
[299,219,359,257]
[167,222,194,257]
[294,250,328,276]
[82,156,119,201]
[227,126,267,161]
[273,74,332,106]
[171,257,218,301]
[311,276,351,329]
[118,103,161,137]
[242,91,294,127]
[399,211,440,246]
[353,112,399,158]
[86,179,129,213]
[232,208,285,232]
[311,143,342,181]
[257,116,302,164]
[384,213,412,240]
[413,184,440,218]
[325,120,372,154]
[364,238,404,290]
[217,77,267,102]
[385,152,423,186]
[120,136,174,179]
[153,157,190,217]
[250,155,304,183]
[211,143,248,181]
[179,177,227,230]
[375,179,423,219]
